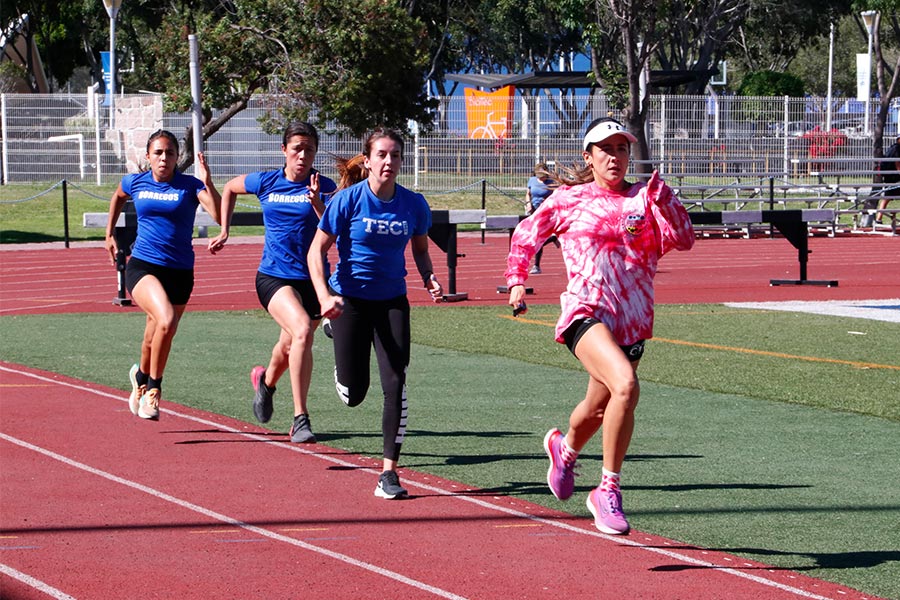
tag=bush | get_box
[738,70,805,97]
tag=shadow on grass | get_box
[0,230,64,244]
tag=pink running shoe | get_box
[543,428,577,500]
[586,487,630,535]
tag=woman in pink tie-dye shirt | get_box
[505,117,694,535]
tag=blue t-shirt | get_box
[528,176,553,211]
[246,169,337,279]
[319,180,432,300]
[125,170,206,270]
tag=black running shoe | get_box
[290,413,316,443]
[250,366,274,423]
[374,470,408,499]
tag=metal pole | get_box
[481,179,486,244]
[189,35,203,160]
[109,15,116,130]
[188,34,208,236]
[826,22,834,131]
[94,90,102,185]
[865,26,873,136]
[102,1,122,133]
[861,11,878,136]
[62,179,70,248]
[783,96,790,181]
[1,93,7,185]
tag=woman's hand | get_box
[508,284,527,315]
[425,274,443,303]
[320,294,344,319]
[207,230,228,254]
[646,170,672,206]
[307,172,320,201]
[105,235,118,266]
[195,151,212,185]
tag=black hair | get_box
[146,129,179,154]
[585,116,626,134]
[282,121,320,149]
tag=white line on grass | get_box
[0,364,838,600]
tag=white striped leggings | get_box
[330,293,410,461]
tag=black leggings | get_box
[330,294,410,461]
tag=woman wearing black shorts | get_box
[105,130,221,420]
[208,122,336,443]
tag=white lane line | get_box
[0,431,467,600]
[0,562,77,600]
[0,364,837,600]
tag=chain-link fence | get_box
[2,92,898,191]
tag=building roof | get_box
[446,69,718,91]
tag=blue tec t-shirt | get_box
[319,180,432,301]
[246,169,337,279]
[125,170,206,270]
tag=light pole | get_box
[861,10,878,136]
[102,0,123,130]
[826,22,834,131]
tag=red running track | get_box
[1,234,897,599]
[0,363,880,600]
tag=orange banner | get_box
[464,86,515,139]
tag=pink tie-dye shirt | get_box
[505,173,694,346]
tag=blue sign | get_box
[101,51,111,106]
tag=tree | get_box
[788,15,861,97]
[123,0,436,169]
[654,0,752,95]
[578,0,757,172]
[731,0,852,75]
[0,1,87,91]
[448,0,591,128]
[737,70,805,96]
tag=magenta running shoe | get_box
[586,487,630,535]
[543,428,577,500]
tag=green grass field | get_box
[1,304,898,598]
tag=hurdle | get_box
[689,209,839,286]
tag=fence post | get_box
[62,179,70,248]
[769,176,775,237]
[1,93,7,185]
[481,178,487,244]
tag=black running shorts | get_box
[125,257,194,305]
[255,271,321,319]
[562,317,645,361]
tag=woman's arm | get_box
[207,174,247,255]
[194,152,222,224]
[307,228,343,318]
[411,234,442,303]
[105,183,129,266]
[646,171,694,252]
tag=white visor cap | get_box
[583,121,638,151]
